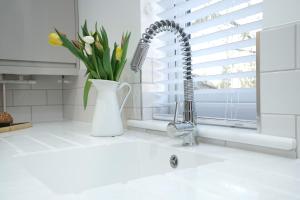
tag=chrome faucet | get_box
[130,20,197,146]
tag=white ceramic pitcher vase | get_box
[90,79,131,137]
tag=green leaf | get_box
[100,26,109,49]
[55,29,85,61]
[81,20,89,36]
[103,48,113,80]
[90,46,100,77]
[96,56,107,79]
[115,58,127,81]
[83,76,92,109]
[96,30,103,45]
[77,33,85,43]
[111,43,117,73]
[114,32,131,81]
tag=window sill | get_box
[127,120,296,151]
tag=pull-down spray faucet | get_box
[131,20,197,146]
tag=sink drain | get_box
[170,155,178,169]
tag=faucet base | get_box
[181,131,198,146]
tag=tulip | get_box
[82,36,95,44]
[48,33,63,46]
[95,41,103,53]
[85,43,92,55]
[115,46,122,61]
[72,40,82,49]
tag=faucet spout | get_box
[130,20,197,145]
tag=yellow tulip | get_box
[115,46,122,61]
[48,33,63,46]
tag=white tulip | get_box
[82,36,95,44]
[85,43,92,55]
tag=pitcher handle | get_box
[118,82,132,113]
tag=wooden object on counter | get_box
[0,122,32,133]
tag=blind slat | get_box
[158,0,184,8]
[175,0,250,24]
[155,71,255,84]
[158,0,210,18]
[159,38,256,62]
[160,55,256,73]
[158,3,262,41]
[155,88,255,95]
[159,20,262,51]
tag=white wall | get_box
[263,0,300,28]
[63,0,142,122]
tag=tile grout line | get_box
[12,89,15,107]
[260,68,300,74]
[0,137,24,154]
[23,135,55,150]
[295,24,298,69]
[295,115,298,158]
[47,133,83,147]
[261,112,300,116]
[45,89,49,105]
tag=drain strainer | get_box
[170,155,178,169]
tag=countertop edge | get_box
[127,120,296,151]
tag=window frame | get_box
[147,0,261,130]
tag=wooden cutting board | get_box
[0,122,32,133]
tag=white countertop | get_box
[1,121,300,200]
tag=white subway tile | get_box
[63,70,86,89]
[124,107,142,120]
[141,57,153,83]
[6,84,31,90]
[32,105,63,122]
[124,84,141,108]
[7,106,31,123]
[62,89,73,105]
[142,108,153,120]
[120,64,141,84]
[260,24,296,71]
[261,114,296,138]
[63,87,96,106]
[32,75,62,89]
[47,90,62,105]
[142,83,155,108]
[261,70,300,114]
[63,105,94,122]
[6,89,13,107]
[0,89,13,107]
[152,60,168,83]
[13,90,47,106]
[62,105,74,120]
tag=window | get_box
[151,0,263,128]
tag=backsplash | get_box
[63,70,96,122]
[0,75,63,123]
[259,22,300,157]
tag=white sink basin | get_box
[17,142,221,194]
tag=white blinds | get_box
[152,0,263,128]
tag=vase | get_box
[90,79,131,137]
